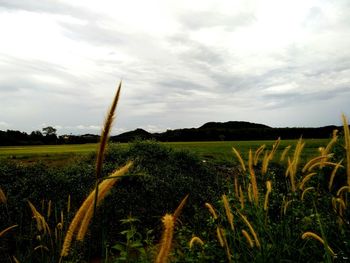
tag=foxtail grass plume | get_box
[61,162,132,257]
[96,82,122,180]
[301,187,314,201]
[232,147,246,172]
[283,200,293,215]
[306,161,342,172]
[302,231,335,256]
[286,138,305,192]
[189,236,204,249]
[67,195,71,213]
[216,227,225,247]
[155,195,189,263]
[239,186,245,209]
[325,129,338,152]
[0,188,6,204]
[261,138,280,174]
[302,154,333,173]
[173,194,189,221]
[205,203,218,219]
[248,150,259,205]
[0,224,18,238]
[321,130,338,168]
[268,137,281,161]
[28,201,50,235]
[47,200,52,219]
[156,214,175,263]
[280,145,291,162]
[261,151,269,175]
[216,227,232,263]
[254,144,266,165]
[332,197,346,215]
[341,114,350,186]
[241,229,254,248]
[237,211,260,248]
[336,186,350,197]
[222,194,234,231]
[263,181,272,211]
[77,163,133,241]
[298,173,317,190]
[247,183,253,203]
[34,245,49,252]
[233,174,239,198]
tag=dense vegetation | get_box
[0,121,342,146]
[1,132,350,262]
[0,141,224,262]
[111,122,341,142]
[0,129,99,146]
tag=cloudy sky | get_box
[0,0,349,135]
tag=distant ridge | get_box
[199,121,270,129]
[0,121,344,145]
[113,128,152,142]
[111,121,339,142]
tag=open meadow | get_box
[1,133,349,262]
[0,138,329,165]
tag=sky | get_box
[0,0,350,135]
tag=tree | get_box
[42,126,57,136]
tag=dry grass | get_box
[0,187,6,204]
[301,231,335,257]
[60,82,133,259]
[155,214,175,263]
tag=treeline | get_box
[0,121,343,146]
[0,129,99,146]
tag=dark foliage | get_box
[0,141,226,260]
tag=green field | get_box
[0,138,330,165]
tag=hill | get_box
[0,122,342,146]
[111,128,153,142]
[199,121,270,129]
[111,121,340,142]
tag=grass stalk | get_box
[155,214,175,263]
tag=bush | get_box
[98,141,225,239]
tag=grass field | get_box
[0,138,330,165]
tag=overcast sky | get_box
[0,0,349,135]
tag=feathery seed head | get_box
[189,236,204,249]
[238,211,260,248]
[302,231,335,256]
[232,147,246,172]
[301,187,315,201]
[0,188,6,204]
[156,214,175,263]
[242,229,254,248]
[0,224,18,238]
[222,194,234,231]
[173,194,189,221]
[205,203,218,219]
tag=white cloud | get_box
[0,0,349,134]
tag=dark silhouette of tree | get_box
[42,126,57,136]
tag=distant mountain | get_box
[111,128,153,142]
[0,121,344,146]
[111,121,340,142]
[199,121,271,130]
